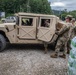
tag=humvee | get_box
[0,12,64,52]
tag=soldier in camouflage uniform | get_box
[71,18,75,25]
[50,21,71,58]
[65,15,73,54]
[70,18,76,39]
[50,15,74,58]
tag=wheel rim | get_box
[0,40,2,50]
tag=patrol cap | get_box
[65,15,73,20]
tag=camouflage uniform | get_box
[71,18,76,38]
[67,22,76,54]
[51,15,73,58]
[64,15,73,54]
[66,23,74,54]
[71,18,76,25]
[56,25,70,53]
[51,23,71,58]
[70,25,76,39]
[55,36,67,55]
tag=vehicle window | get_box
[40,19,50,27]
[21,18,33,26]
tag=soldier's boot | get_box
[50,53,58,58]
[59,54,66,59]
[44,48,47,54]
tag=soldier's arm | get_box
[56,25,69,35]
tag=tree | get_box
[0,0,52,16]
[29,0,52,14]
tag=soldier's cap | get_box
[65,15,73,19]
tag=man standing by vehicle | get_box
[50,15,73,58]
[65,15,73,54]
[50,21,71,58]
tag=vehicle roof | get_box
[15,12,57,18]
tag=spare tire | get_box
[0,34,6,52]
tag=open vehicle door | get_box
[37,17,56,42]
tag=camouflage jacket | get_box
[56,23,72,39]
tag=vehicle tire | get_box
[0,34,6,52]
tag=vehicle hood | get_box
[0,23,16,27]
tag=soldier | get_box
[65,15,73,54]
[44,19,50,27]
[69,19,76,41]
[71,18,76,25]
[65,15,73,23]
[50,21,71,58]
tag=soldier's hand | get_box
[55,31,60,35]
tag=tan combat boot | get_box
[50,53,58,58]
[59,54,66,59]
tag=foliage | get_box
[52,9,76,20]
[0,0,52,16]
[60,10,76,20]
[29,0,51,14]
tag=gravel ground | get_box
[0,44,68,75]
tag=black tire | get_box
[0,34,6,52]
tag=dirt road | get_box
[0,44,68,75]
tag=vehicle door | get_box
[18,16,37,39]
[37,17,56,42]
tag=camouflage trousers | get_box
[55,37,68,55]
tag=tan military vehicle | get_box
[0,12,64,52]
